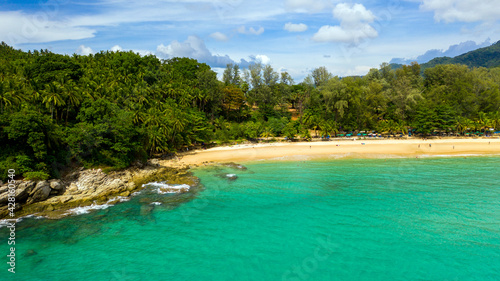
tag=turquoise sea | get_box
[2,156,500,281]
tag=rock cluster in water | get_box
[0,164,197,219]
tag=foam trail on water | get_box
[143,181,191,194]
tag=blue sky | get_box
[1,0,500,81]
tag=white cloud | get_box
[255,54,271,64]
[210,32,229,41]
[420,0,500,23]
[155,36,233,67]
[0,11,95,45]
[111,45,123,52]
[343,65,373,76]
[237,26,265,35]
[134,49,155,56]
[284,0,331,12]
[284,22,308,32]
[333,3,376,25]
[312,3,378,44]
[76,45,94,56]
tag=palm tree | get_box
[143,107,162,127]
[0,76,24,112]
[42,82,66,120]
[319,120,338,138]
[64,80,82,124]
[464,118,475,136]
[489,112,500,131]
[0,79,14,112]
[454,117,467,136]
[260,127,273,140]
[146,126,167,155]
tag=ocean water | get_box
[1,156,500,281]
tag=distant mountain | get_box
[390,40,500,72]
[390,39,492,65]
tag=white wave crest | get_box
[67,202,112,215]
[143,182,191,194]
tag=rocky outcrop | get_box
[0,164,195,219]
[27,181,52,204]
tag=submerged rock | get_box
[214,173,239,181]
[221,162,247,171]
[24,249,38,257]
[140,204,155,216]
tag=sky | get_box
[1,0,500,82]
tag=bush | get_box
[23,171,50,181]
[0,157,18,181]
[16,155,34,174]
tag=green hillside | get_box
[391,40,500,71]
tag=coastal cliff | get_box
[0,162,196,219]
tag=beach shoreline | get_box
[2,138,499,221]
[159,138,500,167]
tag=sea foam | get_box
[143,181,191,194]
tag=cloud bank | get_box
[156,36,234,67]
[420,0,500,23]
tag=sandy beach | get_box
[159,138,500,167]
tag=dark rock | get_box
[17,181,36,202]
[132,160,145,168]
[0,206,9,218]
[49,180,65,191]
[27,181,51,204]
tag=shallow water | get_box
[1,157,500,280]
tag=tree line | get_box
[0,42,499,180]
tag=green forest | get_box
[1,42,500,181]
